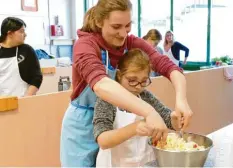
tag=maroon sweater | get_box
[71,30,182,101]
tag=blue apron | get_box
[60,50,117,167]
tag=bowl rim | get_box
[148,131,214,153]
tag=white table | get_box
[206,123,233,167]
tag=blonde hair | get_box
[81,0,132,33]
[164,30,174,46]
[116,49,151,82]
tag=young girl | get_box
[93,49,180,167]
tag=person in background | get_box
[0,17,42,97]
[60,0,193,167]
[163,30,189,67]
[143,29,163,77]
[94,49,181,167]
[143,29,163,54]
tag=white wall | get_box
[0,0,78,55]
[49,0,72,40]
[0,0,49,49]
[0,0,48,16]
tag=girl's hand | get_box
[170,111,184,131]
[136,120,151,136]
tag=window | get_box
[173,0,208,62]
[86,0,98,9]
[140,0,170,48]
[140,0,170,37]
[211,0,233,59]
[74,0,85,32]
[129,0,138,36]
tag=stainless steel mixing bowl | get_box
[148,132,213,167]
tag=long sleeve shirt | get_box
[93,90,173,141]
[71,30,182,100]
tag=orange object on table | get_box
[41,67,56,75]
[0,96,18,112]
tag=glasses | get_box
[126,77,152,87]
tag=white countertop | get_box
[206,123,233,167]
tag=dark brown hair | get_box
[0,17,26,42]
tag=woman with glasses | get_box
[93,49,181,167]
[0,17,42,97]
